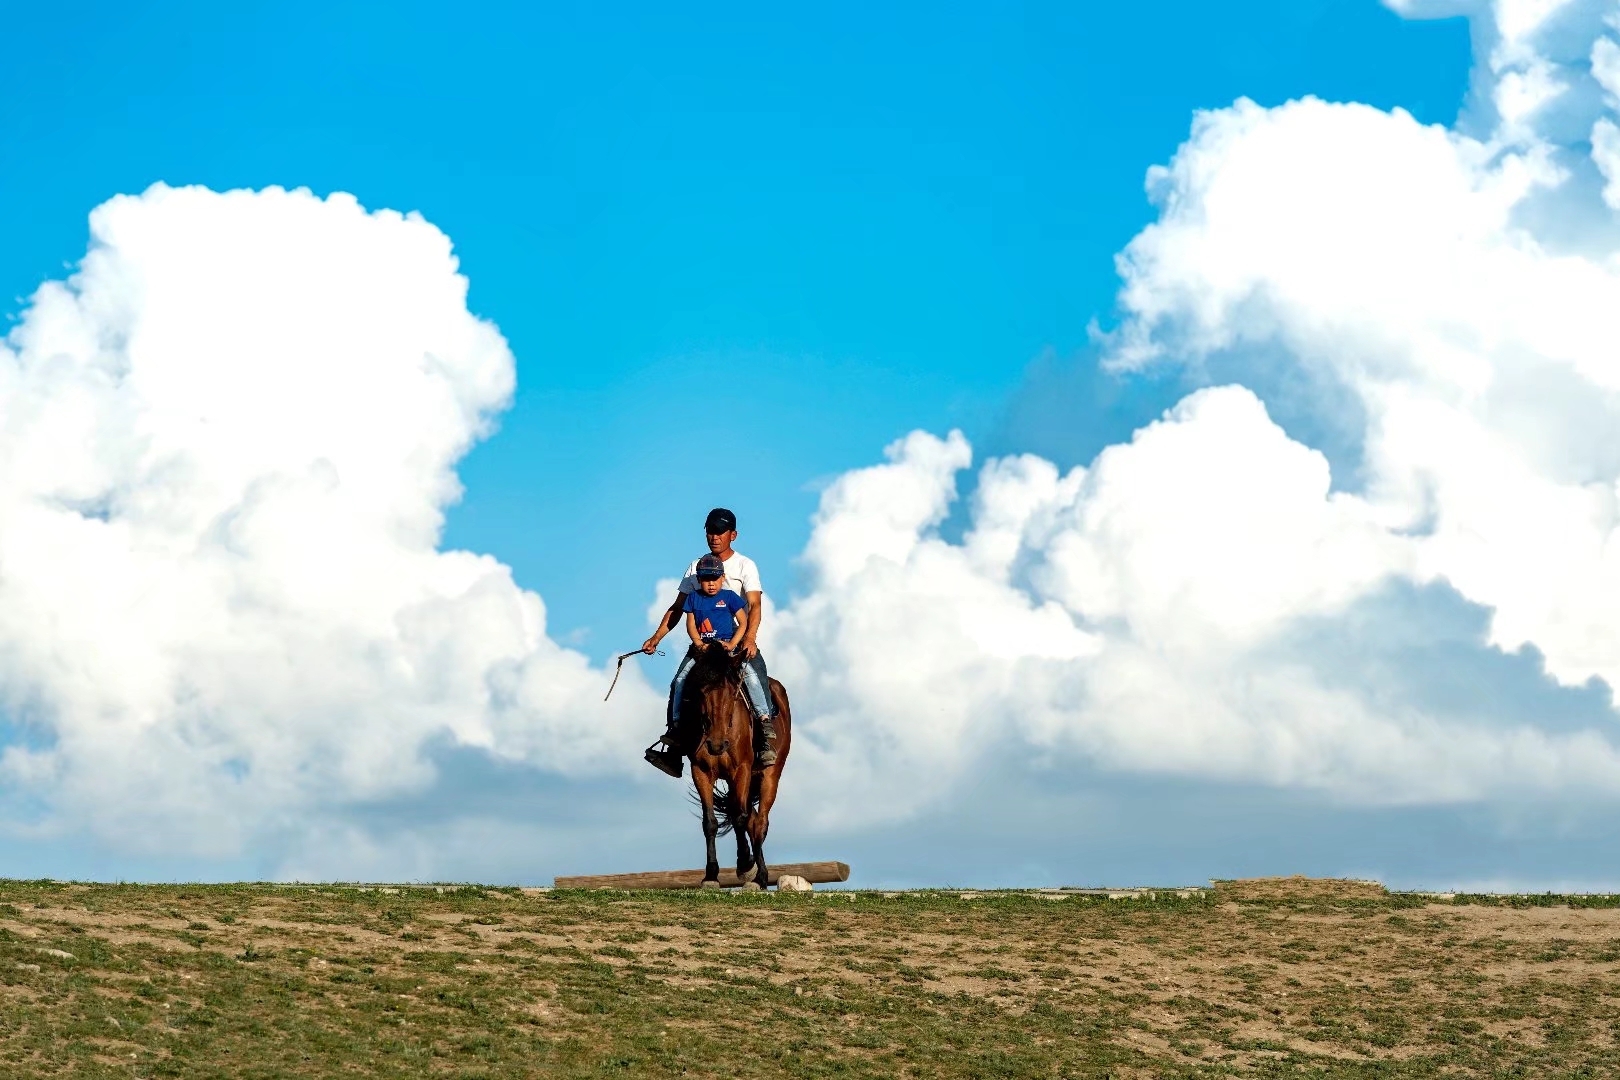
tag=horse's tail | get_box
[714,780,746,837]
[689,779,748,837]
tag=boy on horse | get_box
[682,554,749,654]
[641,507,779,777]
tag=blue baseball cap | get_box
[695,554,726,580]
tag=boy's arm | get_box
[684,610,703,649]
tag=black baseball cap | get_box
[695,554,726,579]
[704,507,737,534]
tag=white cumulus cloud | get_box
[0,184,659,856]
[762,0,1620,829]
[771,393,1620,829]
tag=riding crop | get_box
[604,647,664,701]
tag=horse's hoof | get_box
[739,881,763,892]
[700,879,720,890]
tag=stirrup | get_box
[644,744,683,779]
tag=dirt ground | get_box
[1,877,1617,1077]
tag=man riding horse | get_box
[641,507,779,778]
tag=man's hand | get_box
[641,635,661,655]
[741,638,759,659]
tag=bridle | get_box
[685,647,751,713]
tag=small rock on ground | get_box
[776,875,813,893]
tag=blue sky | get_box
[0,0,1470,659]
[30,1,1620,891]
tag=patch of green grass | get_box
[0,882,1617,1077]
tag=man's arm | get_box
[642,593,686,653]
[726,605,749,652]
[742,590,763,659]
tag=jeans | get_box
[669,645,774,727]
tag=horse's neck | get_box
[693,669,745,732]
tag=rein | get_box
[604,647,664,701]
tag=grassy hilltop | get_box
[1,878,1618,1077]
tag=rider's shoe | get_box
[755,715,778,767]
[644,742,683,779]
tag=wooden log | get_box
[554,861,850,890]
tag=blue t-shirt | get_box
[683,589,746,642]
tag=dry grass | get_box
[1,877,1617,1077]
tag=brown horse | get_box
[676,642,791,890]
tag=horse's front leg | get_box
[693,769,721,887]
[732,763,754,879]
[750,759,780,889]
[748,799,770,889]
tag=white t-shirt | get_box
[679,551,763,599]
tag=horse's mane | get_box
[687,643,744,690]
